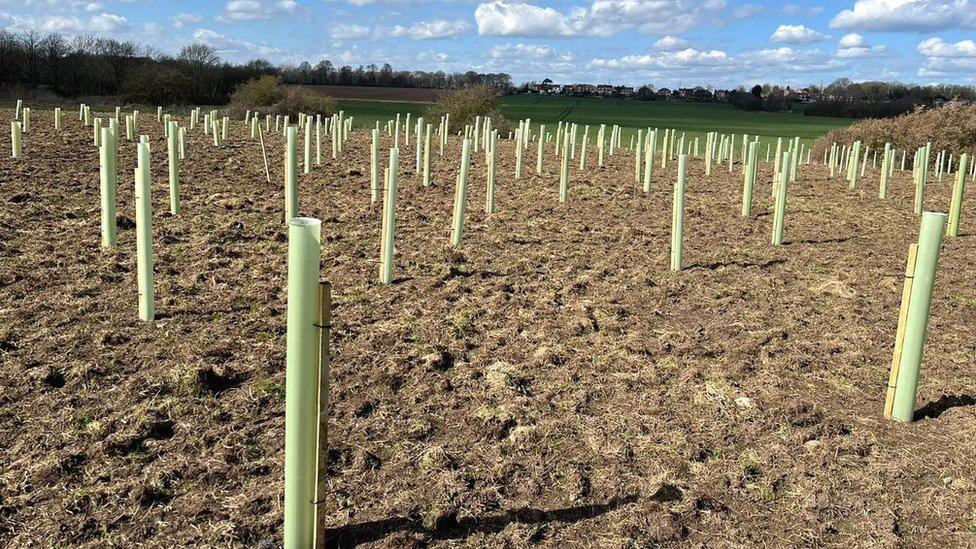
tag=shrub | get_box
[812,101,976,166]
[122,65,191,106]
[226,76,335,118]
[426,87,512,136]
[272,87,336,118]
[226,75,285,117]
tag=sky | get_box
[3,0,976,89]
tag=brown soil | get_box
[1,109,976,548]
[304,85,446,103]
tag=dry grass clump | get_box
[426,87,512,135]
[226,75,336,118]
[813,101,976,162]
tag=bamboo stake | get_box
[258,124,271,183]
[313,279,332,549]
[885,244,918,419]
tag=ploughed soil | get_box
[303,85,446,103]
[1,108,976,548]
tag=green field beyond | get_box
[336,95,855,151]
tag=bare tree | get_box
[21,29,42,86]
[40,33,69,92]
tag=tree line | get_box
[803,78,976,118]
[727,79,976,118]
[0,29,512,105]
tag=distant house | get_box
[614,85,636,96]
[657,87,672,98]
[793,87,820,102]
[527,81,561,94]
[596,84,615,96]
[564,83,597,95]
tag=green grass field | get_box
[337,95,855,152]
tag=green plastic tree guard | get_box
[451,139,472,247]
[671,154,687,272]
[135,142,154,321]
[772,152,790,245]
[285,126,298,222]
[284,216,322,547]
[168,121,180,215]
[100,127,117,247]
[948,154,969,237]
[890,212,947,422]
[379,149,399,284]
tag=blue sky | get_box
[3,0,976,89]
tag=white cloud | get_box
[743,46,844,72]
[830,0,976,32]
[836,32,888,57]
[770,24,830,44]
[839,32,865,48]
[391,19,469,40]
[783,3,823,16]
[330,23,371,40]
[34,12,128,33]
[917,36,976,57]
[192,28,282,58]
[488,43,554,59]
[474,0,726,38]
[415,51,449,62]
[475,1,592,37]
[592,47,734,70]
[916,37,976,77]
[734,3,762,18]
[218,0,299,22]
[653,35,690,51]
[171,12,204,28]
[589,0,727,35]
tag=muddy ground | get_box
[1,109,975,548]
[304,86,445,103]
